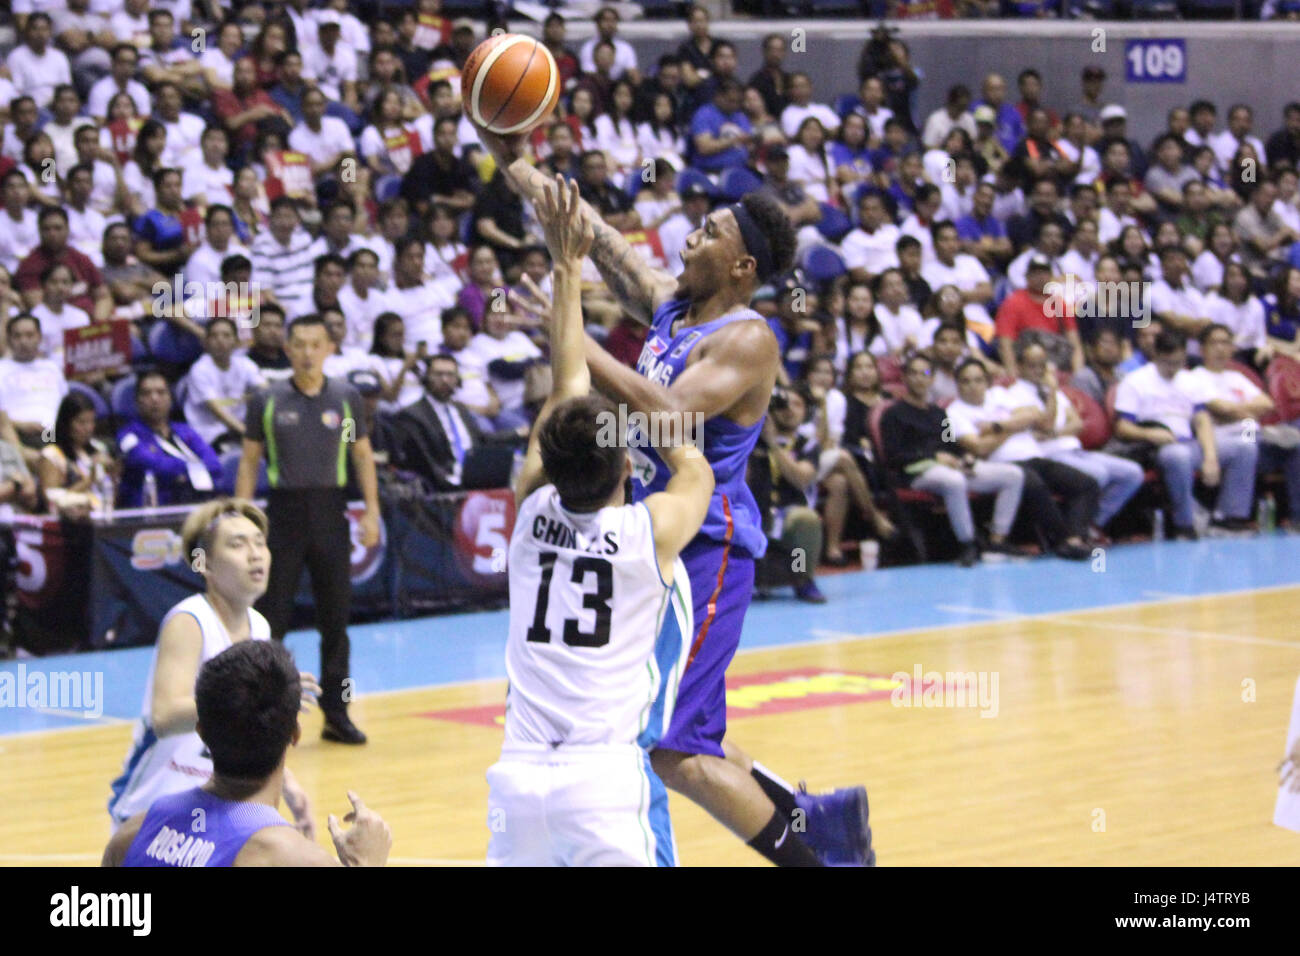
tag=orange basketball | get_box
[462,32,560,135]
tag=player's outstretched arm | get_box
[150,612,205,736]
[237,791,392,866]
[470,119,676,324]
[515,175,597,507]
[645,442,715,585]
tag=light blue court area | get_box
[4,535,1300,737]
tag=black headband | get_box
[729,202,774,282]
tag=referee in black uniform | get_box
[236,313,381,744]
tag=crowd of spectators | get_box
[2,2,1300,609]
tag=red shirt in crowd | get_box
[995,287,1075,341]
[213,86,282,150]
[605,318,648,369]
[15,244,105,317]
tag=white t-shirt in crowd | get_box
[31,301,92,362]
[786,144,833,204]
[922,254,995,332]
[466,330,543,413]
[6,44,72,106]
[1205,293,1267,351]
[578,36,638,80]
[840,224,900,276]
[180,159,235,206]
[86,75,151,119]
[337,282,392,353]
[1183,365,1263,407]
[946,387,1044,463]
[442,344,493,410]
[0,207,40,272]
[182,352,266,444]
[1000,378,1081,455]
[1113,363,1201,440]
[780,102,841,139]
[0,356,67,429]
[387,279,457,351]
[872,302,924,354]
[287,117,355,165]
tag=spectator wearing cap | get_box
[347,367,396,464]
[1097,104,1148,180]
[658,181,711,278]
[972,105,1010,175]
[995,254,1083,375]
[303,10,360,117]
[921,84,975,151]
[118,369,222,508]
[689,78,752,175]
[579,7,640,86]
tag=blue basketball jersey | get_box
[630,297,768,559]
[121,787,290,867]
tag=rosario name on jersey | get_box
[505,485,693,750]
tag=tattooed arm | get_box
[469,118,677,324]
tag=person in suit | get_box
[391,353,523,491]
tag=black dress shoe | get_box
[322,711,368,745]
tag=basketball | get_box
[462,32,561,135]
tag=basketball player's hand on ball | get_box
[537,174,594,265]
[466,112,525,165]
[328,791,393,867]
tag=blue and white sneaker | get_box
[793,783,874,866]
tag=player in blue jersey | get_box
[103,640,392,867]
[475,122,873,866]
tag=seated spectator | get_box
[1149,244,1213,347]
[798,366,895,564]
[1007,109,1066,192]
[437,306,504,433]
[1007,220,1067,290]
[1007,341,1144,534]
[181,126,235,209]
[750,387,830,603]
[689,78,752,175]
[391,353,521,491]
[288,87,357,185]
[835,279,893,368]
[185,205,250,288]
[423,203,468,285]
[467,302,545,432]
[593,80,642,188]
[117,369,222,507]
[387,236,456,351]
[63,165,110,266]
[1144,133,1200,218]
[956,180,1013,272]
[923,314,998,402]
[154,82,206,170]
[240,302,292,382]
[996,257,1082,375]
[183,317,267,453]
[1188,322,1300,532]
[213,56,293,161]
[250,197,317,319]
[840,350,890,462]
[37,390,117,518]
[576,150,640,232]
[15,206,111,320]
[0,411,39,518]
[780,71,840,140]
[538,121,581,182]
[1073,327,1125,408]
[321,306,372,380]
[1113,330,1254,539]
[132,168,196,274]
[768,279,822,385]
[0,314,67,460]
[921,84,975,151]
[787,118,836,207]
[879,353,1025,567]
[1263,265,1300,363]
[88,43,150,122]
[31,263,91,366]
[0,170,40,274]
[400,116,477,218]
[579,7,639,85]
[637,93,688,175]
[842,191,901,281]
[923,221,998,349]
[368,311,426,414]
[895,235,934,310]
[634,159,683,232]
[337,248,390,353]
[1235,178,1300,281]
[347,367,396,466]
[899,184,943,264]
[1060,218,1102,285]
[471,169,529,275]
[456,244,504,332]
[947,358,1097,559]
[120,119,168,218]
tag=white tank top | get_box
[108,593,271,826]
[504,486,693,750]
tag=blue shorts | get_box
[655,536,755,758]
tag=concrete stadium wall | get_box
[524,19,1300,145]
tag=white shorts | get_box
[486,744,676,867]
